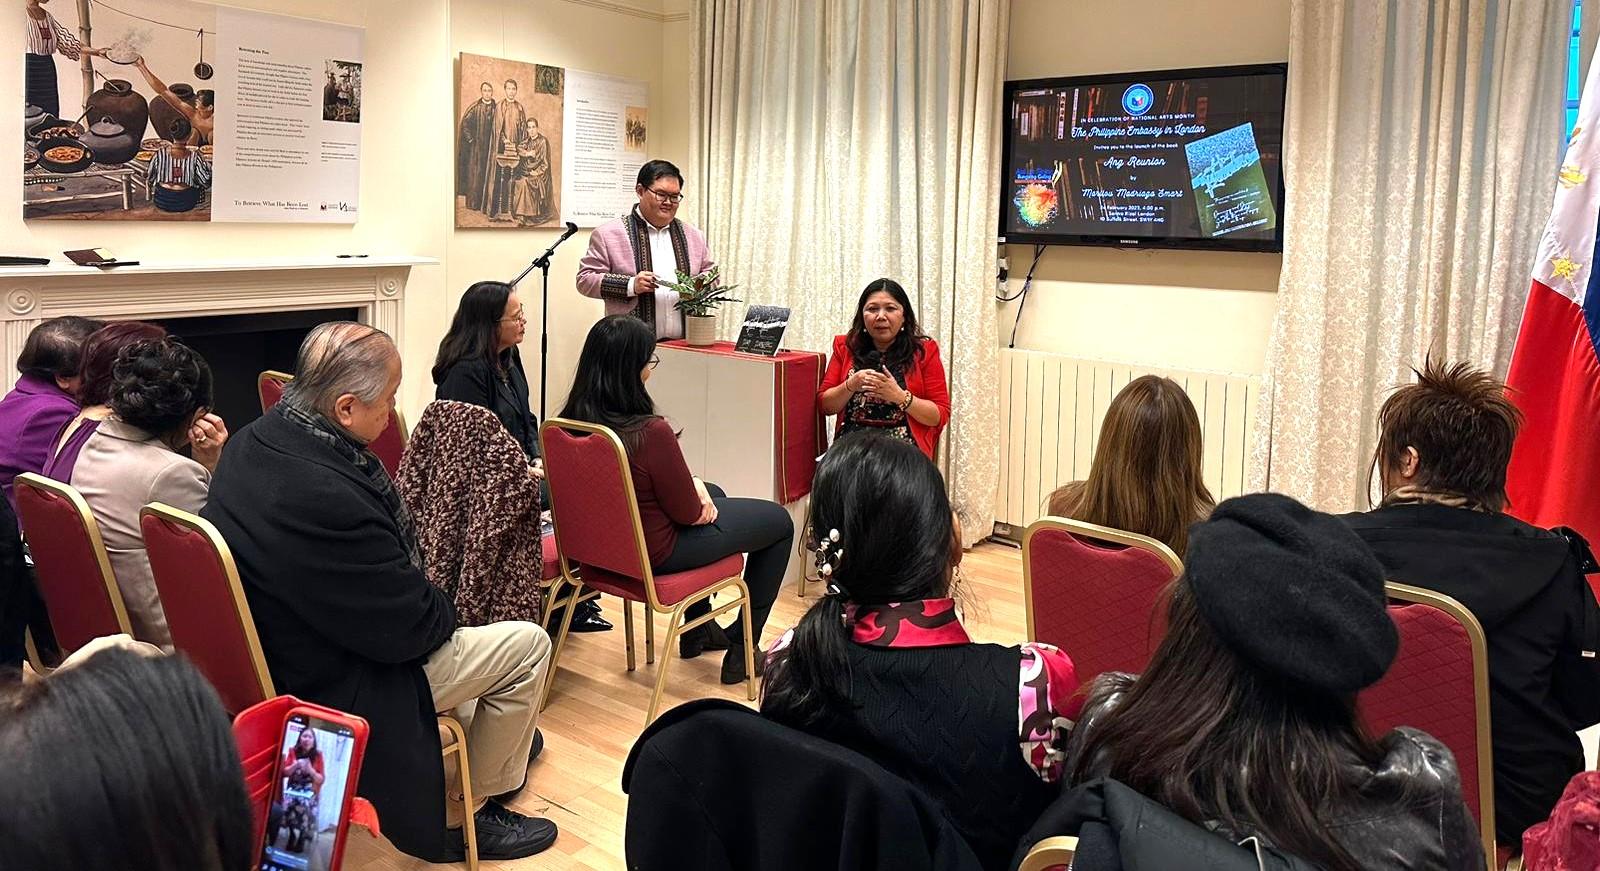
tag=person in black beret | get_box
[1058,493,1485,871]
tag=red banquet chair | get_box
[257,369,293,414]
[141,502,275,715]
[539,418,754,723]
[1021,516,1182,691]
[538,530,599,641]
[256,368,409,477]
[12,473,132,664]
[1359,581,1496,865]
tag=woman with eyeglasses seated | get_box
[433,280,611,633]
[435,281,542,465]
[73,337,226,650]
[761,432,1077,870]
[558,315,794,683]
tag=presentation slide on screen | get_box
[1004,72,1284,242]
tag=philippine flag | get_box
[1504,50,1600,547]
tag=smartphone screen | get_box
[258,713,357,871]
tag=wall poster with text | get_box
[22,0,362,223]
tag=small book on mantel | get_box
[734,305,790,356]
[64,248,137,267]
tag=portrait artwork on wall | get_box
[455,52,564,229]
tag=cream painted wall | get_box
[6,0,453,414]
[447,0,684,419]
[6,0,685,420]
[1002,0,1291,375]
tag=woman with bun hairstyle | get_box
[72,338,228,649]
[43,320,168,484]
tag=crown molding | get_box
[555,0,689,23]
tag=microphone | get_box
[511,222,580,286]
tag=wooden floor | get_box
[346,541,1028,870]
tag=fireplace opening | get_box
[151,308,360,431]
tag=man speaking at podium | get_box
[577,160,716,341]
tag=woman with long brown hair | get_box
[1046,374,1213,553]
[1061,494,1482,870]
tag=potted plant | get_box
[665,265,741,347]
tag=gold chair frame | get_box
[1017,835,1078,871]
[140,503,477,869]
[15,472,133,671]
[1384,580,1496,865]
[538,418,756,723]
[1019,515,1183,643]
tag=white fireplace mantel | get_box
[1,255,436,392]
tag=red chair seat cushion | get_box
[576,554,744,606]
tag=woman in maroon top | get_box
[559,315,794,683]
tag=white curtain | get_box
[690,0,1009,546]
[1249,0,1571,510]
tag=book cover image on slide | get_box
[1184,122,1278,238]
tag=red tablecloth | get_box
[658,340,825,503]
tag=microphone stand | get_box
[510,221,579,419]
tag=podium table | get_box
[646,340,826,587]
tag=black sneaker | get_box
[471,800,558,860]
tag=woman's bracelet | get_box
[899,391,914,412]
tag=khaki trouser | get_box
[423,621,550,805]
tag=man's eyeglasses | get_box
[646,188,684,205]
[647,355,661,370]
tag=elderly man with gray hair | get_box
[203,322,557,862]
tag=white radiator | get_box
[994,349,1261,535]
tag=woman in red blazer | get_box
[817,279,951,459]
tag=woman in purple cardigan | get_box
[0,316,101,513]
[0,316,100,668]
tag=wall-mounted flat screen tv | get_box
[1001,63,1287,252]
